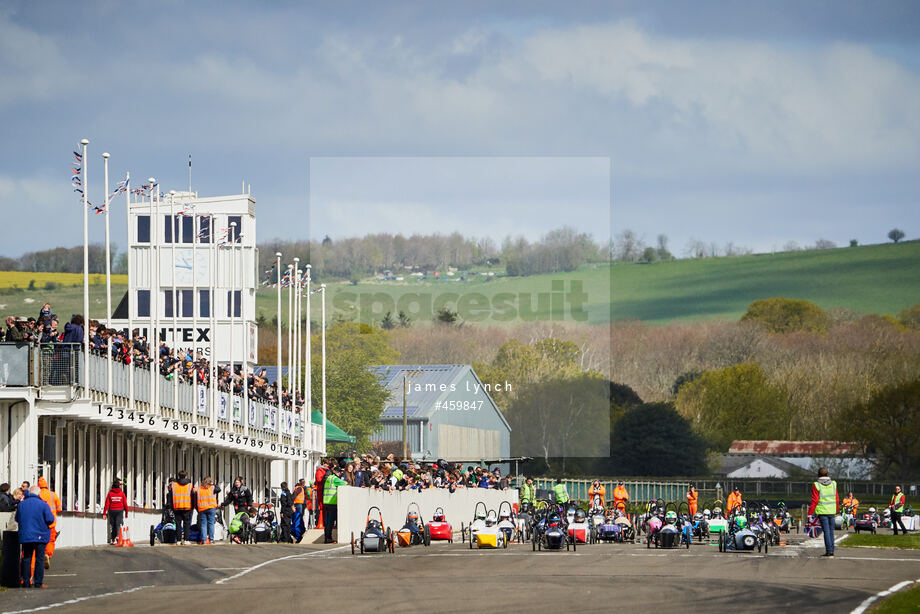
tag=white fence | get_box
[336,486,518,541]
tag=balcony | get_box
[0,342,324,456]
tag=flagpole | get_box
[287,263,293,410]
[102,152,113,404]
[275,252,282,440]
[241,231,249,438]
[148,178,156,415]
[292,257,300,420]
[125,171,134,412]
[321,283,326,454]
[191,201,198,420]
[210,216,217,429]
[79,139,90,398]
[170,191,178,414]
[229,222,236,429]
[304,264,311,451]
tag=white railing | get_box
[37,344,317,454]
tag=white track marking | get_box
[216,545,348,584]
[850,578,919,614]
[1,584,152,614]
[42,574,77,577]
[113,569,164,574]
[204,567,250,571]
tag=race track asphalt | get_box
[1,530,918,614]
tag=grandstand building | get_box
[0,188,325,544]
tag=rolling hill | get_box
[2,242,917,327]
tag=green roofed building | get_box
[369,365,511,461]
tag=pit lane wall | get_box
[336,486,518,540]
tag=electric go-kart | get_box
[772,502,795,533]
[690,510,710,542]
[532,506,575,551]
[853,508,879,534]
[568,508,591,544]
[594,507,636,543]
[515,502,534,543]
[718,506,768,553]
[150,508,178,545]
[396,502,431,548]
[707,501,729,536]
[472,509,507,549]
[461,502,489,544]
[650,505,691,549]
[641,499,664,546]
[428,507,453,542]
[497,502,517,544]
[351,506,395,554]
[251,503,278,543]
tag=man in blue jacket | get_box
[15,486,55,588]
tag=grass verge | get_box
[870,583,920,613]
[841,532,920,549]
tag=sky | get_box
[1,0,919,257]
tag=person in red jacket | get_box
[314,459,329,525]
[103,478,129,545]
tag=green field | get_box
[257,241,920,327]
[4,241,918,327]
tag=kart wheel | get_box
[360,532,366,555]
[685,535,690,549]
[503,536,507,549]
[572,538,576,552]
[469,535,473,549]
[538,538,542,551]
[424,526,431,547]
[764,540,769,554]
[647,535,651,549]
[532,537,536,551]
[149,526,156,547]
[461,523,466,543]
[718,533,724,552]
[351,532,356,555]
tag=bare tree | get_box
[814,239,837,250]
[614,229,645,262]
[684,238,707,259]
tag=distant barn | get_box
[369,364,511,462]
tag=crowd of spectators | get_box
[3,302,303,411]
[327,454,513,492]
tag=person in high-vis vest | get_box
[890,485,908,536]
[36,477,61,569]
[808,467,839,557]
[195,477,218,545]
[322,467,348,544]
[686,484,699,517]
[169,470,195,545]
[292,478,310,541]
[553,478,569,507]
[519,477,536,511]
[612,482,630,512]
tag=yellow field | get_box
[0,271,128,288]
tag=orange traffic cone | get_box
[123,526,134,547]
[116,527,125,546]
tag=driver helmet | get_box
[367,519,381,531]
[713,507,722,516]
[433,510,445,522]
[574,510,586,523]
[702,509,711,519]
[407,510,419,523]
[485,511,497,526]
[693,513,703,522]
[665,510,677,524]
[884,509,891,517]
[869,507,876,513]
[476,508,487,520]
[735,516,748,529]
[499,508,512,521]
